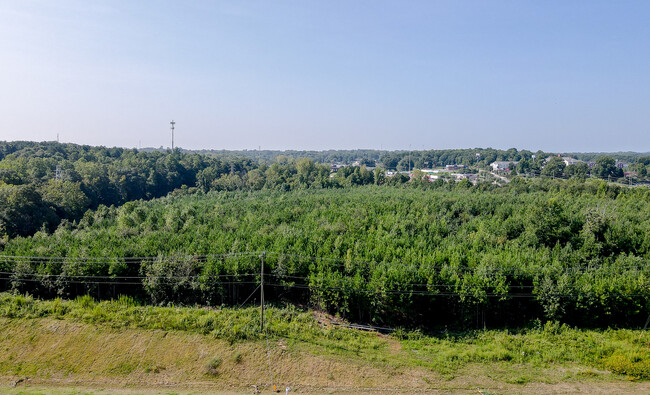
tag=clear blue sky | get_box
[1,1,649,152]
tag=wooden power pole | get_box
[260,251,265,331]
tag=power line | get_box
[2,273,644,295]
[2,251,649,301]
[0,277,259,286]
[3,251,650,278]
[263,251,650,272]
[265,283,649,298]
[0,272,258,279]
[0,251,262,263]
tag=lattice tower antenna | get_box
[170,120,175,150]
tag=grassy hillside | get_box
[2,294,650,394]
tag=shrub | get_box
[604,354,650,380]
[233,352,243,364]
[205,356,223,376]
[75,294,95,308]
[116,295,137,307]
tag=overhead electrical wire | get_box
[1,251,648,299]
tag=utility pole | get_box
[260,251,265,331]
[170,120,175,150]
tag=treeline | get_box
[3,141,649,241]
[0,141,260,238]
[2,179,649,329]
[513,156,627,179]
[0,142,390,238]
[186,148,384,165]
[0,142,468,239]
[192,147,542,169]
[189,147,650,172]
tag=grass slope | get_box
[1,294,650,394]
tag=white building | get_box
[490,161,518,171]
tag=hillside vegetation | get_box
[2,180,650,328]
[2,293,650,393]
[3,141,649,242]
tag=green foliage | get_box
[565,162,589,179]
[604,354,650,380]
[3,180,650,328]
[0,184,58,237]
[0,293,377,350]
[397,322,650,378]
[541,156,566,178]
[2,141,647,244]
[39,180,90,219]
[592,156,624,179]
[0,141,258,237]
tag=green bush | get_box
[205,356,222,376]
[604,354,650,380]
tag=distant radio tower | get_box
[170,120,175,150]
[55,165,62,181]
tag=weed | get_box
[116,295,138,307]
[578,369,600,377]
[233,352,242,364]
[505,376,529,385]
[110,362,135,375]
[205,356,222,376]
[145,365,165,373]
[75,295,95,309]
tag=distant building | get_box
[544,156,583,166]
[445,164,466,170]
[452,173,479,181]
[562,157,583,166]
[490,161,518,172]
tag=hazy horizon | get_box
[5,138,650,157]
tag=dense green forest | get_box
[3,141,650,241]
[0,141,249,237]
[2,141,650,330]
[2,176,649,329]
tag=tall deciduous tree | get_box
[541,157,566,178]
